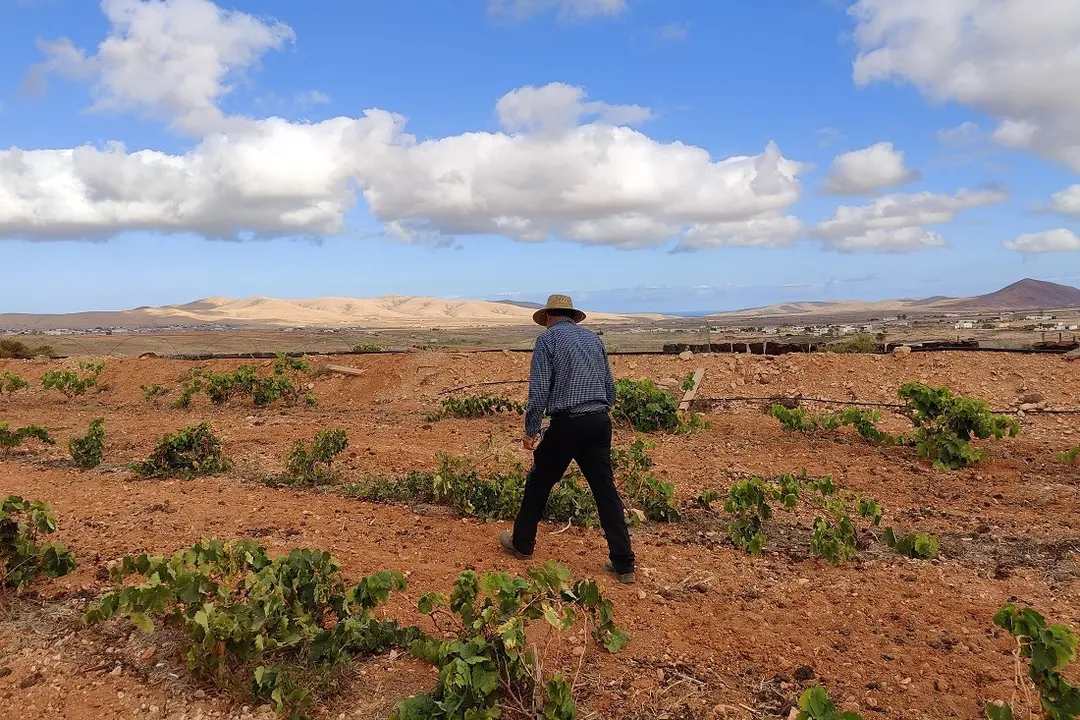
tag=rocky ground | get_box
[2,350,1079,719]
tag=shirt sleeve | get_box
[525,335,552,437]
[603,346,616,406]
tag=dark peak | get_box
[950,278,1080,311]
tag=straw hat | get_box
[533,294,586,325]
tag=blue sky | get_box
[2,0,1079,314]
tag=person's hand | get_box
[522,433,538,451]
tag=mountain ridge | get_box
[0,294,652,331]
[1,280,1077,332]
[707,279,1080,320]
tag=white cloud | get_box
[1047,185,1080,217]
[356,130,803,249]
[676,216,802,251]
[850,0,1080,171]
[824,142,918,195]
[811,188,1009,252]
[495,83,652,134]
[2,0,805,250]
[1004,229,1080,254]
[656,22,689,41]
[937,122,984,148]
[487,0,626,22]
[296,90,331,106]
[0,116,381,239]
[28,0,295,134]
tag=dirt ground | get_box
[2,350,1080,720]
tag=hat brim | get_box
[533,308,586,325]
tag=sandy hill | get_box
[941,279,1080,312]
[709,279,1080,321]
[0,295,648,331]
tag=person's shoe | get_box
[499,530,533,560]
[604,560,636,585]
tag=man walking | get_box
[498,294,636,584]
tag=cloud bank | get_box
[4,0,804,250]
[811,188,1008,253]
[851,0,1080,172]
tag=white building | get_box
[955,321,975,330]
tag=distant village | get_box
[0,324,236,336]
[616,311,1080,338]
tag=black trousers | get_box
[511,411,635,574]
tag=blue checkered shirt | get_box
[525,319,615,437]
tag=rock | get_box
[678,350,693,360]
[194,689,206,699]
[794,665,815,682]
[1018,391,1045,404]
[658,377,680,388]
[637,590,647,600]
[1018,403,1041,412]
[19,671,43,689]
[892,346,912,356]
[0,667,10,678]
[630,509,647,524]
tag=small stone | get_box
[19,671,44,689]
[194,689,206,699]
[678,350,693,360]
[796,578,810,586]
[892,345,912,356]
[637,590,647,600]
[630,509,647,524]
